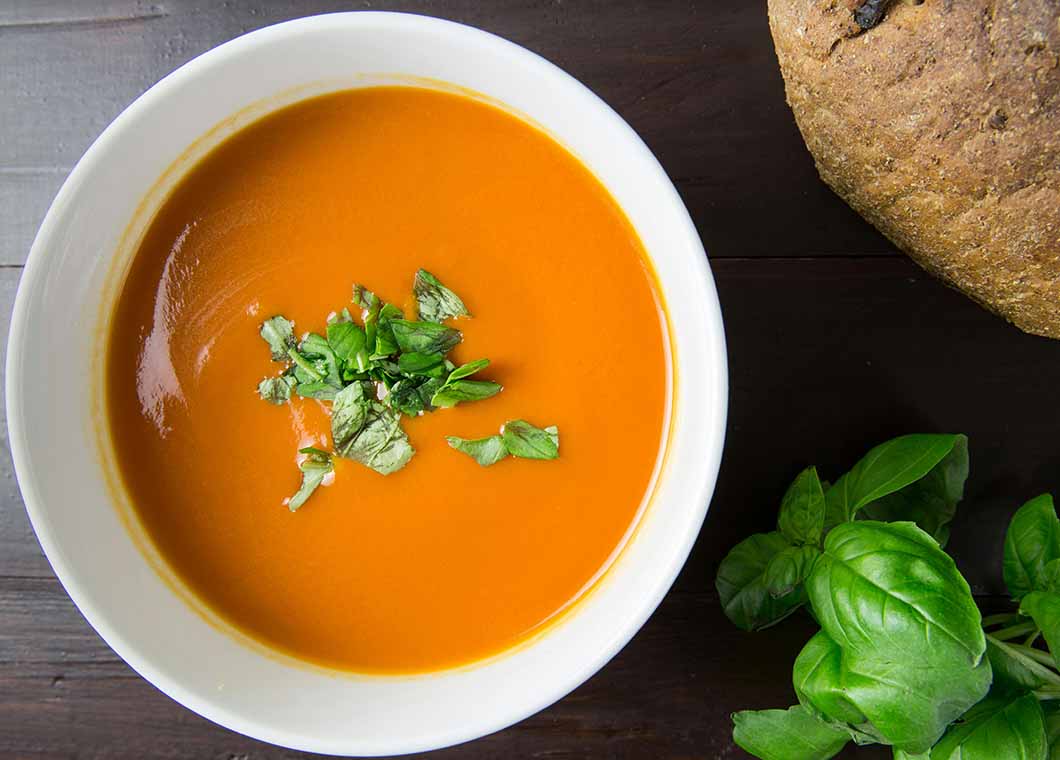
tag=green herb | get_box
[732,705,850,760]
[414,268,469,323]
[288,447,332,512]
[257,374,295,405]
[931,692,1047,759]
[255,271,561,508]
[717,531,806,632]
[446,435,509,467]
[447,419,561,466]
[430,359,502,408]
[326,319,369,374]
[717,433,1060,759]
[352,284,375,309]
[501,420,559,460]
[388,375,444,417]
[390,319,462,356]
[371,303,403,359]
[338,402,414,475]
[777,467,826,546]
[396,351,446,375]
[432,380,502,408]
[1004,494,1060,602]
[287,347,325,383]
[260,316,296,361]
[822,434,963,534]
[806,521,990,753]
[294,381,339,401]
[331,382,371,452]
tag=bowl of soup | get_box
[7,11,727,756]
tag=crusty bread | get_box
[768,0,1060,338]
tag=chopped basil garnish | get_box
[258,374,296,405]
[502,420,560,460]
[371,302,403,359]
[447,420,560,466]
[414,268,470,323]
[343,403,415,475]
[390,319,462,356]
[256,270,558,509]
[446,434,509,467]
[288,447,332,512]
[260,316,296,361]
[432,380,503,408]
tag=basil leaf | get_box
[260,315,296,361]
[327,320,369,373]
[930,692,1047,760]
[793,630,870,727]
[298,333,342,387]
[822,434,962,532]
[258,375,295,405]
[432,379,503,409]
[371,303,404,358]
[732,705,849,760]
[857,434,969,545]
[294,382,339,401]
[388,375,444,417]
[894,751,929,760]
[764,545,820,599]
[446,435,509,467]
[397,351,446,375]
[363,293,381,351]
[336,401,414,475]
[351,284,375,309]
[1043,559,1060,592]
[778,467,826,546]
[287,348,325,383]
[1005,494,1060,601]
[987,635,1060,694]
[390,319,461,356]
[1020,591,1060,669]
[716,531,805,631]
[414,268,470,323]
[331,382,371,453]
[501,420,558,460]
[1043,702,1060,760]
[288,447,332,512]
[447,358,489,382]
[807,521,990,753]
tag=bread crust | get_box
[768,0,1060,337]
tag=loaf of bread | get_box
[768,0,1060,338]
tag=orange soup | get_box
[106,87,669,673]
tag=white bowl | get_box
[6,12,727,756]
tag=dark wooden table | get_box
[2,2,1057,758]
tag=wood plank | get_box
[0,170,67,267]
[0,268,49,578]
[0,0,893,265]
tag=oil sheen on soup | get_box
[107,87,670,673]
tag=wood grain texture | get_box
[1,1,1056,758]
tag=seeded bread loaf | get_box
[768,0,1060,338]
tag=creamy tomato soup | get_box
[106,87,670,673]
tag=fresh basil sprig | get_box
[720,433,1060,759]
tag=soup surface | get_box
[107,86,669,673]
